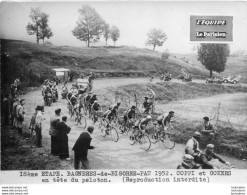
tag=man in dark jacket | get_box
[72,126,95,169]
[57,116,71,160]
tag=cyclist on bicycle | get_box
[135,115,152,133]
[102,108,115,134]
[157,111,175,131]
[198,144,230,169]
[124,105,136,125]
[111,101,121,119]
[89,94,97,114]
[91,100,101,123]
[177,154,199,169]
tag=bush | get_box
[161,49,170,60]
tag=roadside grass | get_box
[1,125,61,170]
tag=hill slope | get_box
[3,39,243,90]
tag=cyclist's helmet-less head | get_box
[147,115,152,119]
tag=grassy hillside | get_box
[173,52,247,82]
[1,39,209,88]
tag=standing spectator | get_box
[14,78,21,92]
[16,99,25,136]
[49,108,61,155]
[10,84,17,98]
[1,94,10,126]
[201,116,216,140]
[57,116,71,160]
[34,106,45,147]
[12,98,20,129]
[72,126,95,169]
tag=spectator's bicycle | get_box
[149,122,175,149]
[128,127,151,151]
[99,119,119,142]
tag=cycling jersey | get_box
[125,108,135,119]
[85,95,91,102]
[89,96,97,105]
[92,102,101,111]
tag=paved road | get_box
[19,78,247,169]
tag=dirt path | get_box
[18,78,247,169]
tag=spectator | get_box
[49,108,61,156]
[16,99,25,136]
[185,132,201,163]
[57,116,71,160]
[2,94,10,126]
[201,116,216,140]
[72,126,95,169]
[12,98,20,129]
[34,106,45,147]
[177,154,199,169]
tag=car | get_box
[222,75,241,84]
[76,78,90,94]
[206,77,223,84]
[229,75,241,84]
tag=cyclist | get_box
[157,111,175,131]
[103,108,116,135]
[136,115,152,133]
[141,97,151,114]
[124,105,136,125]
[70,84,78,96]
[91,100,101,123]
[185,132,201,163]
[202,116,216,140]
[198,144,230,169]
[111,101,121,119]
[89,94,97,113]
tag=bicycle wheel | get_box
[139,134,151,151]
[128,130,136,145]
[110,126,119,142]
[149,131,158,144]
[119,124,126,134]
[100,126,107,137]
[164,134,175,149]
[77,114,87,129]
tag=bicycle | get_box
[91,110,102,124]
[74,109,87,129]
[149,123,175,149]
[119,118,135,136]
[99,119,119,142]
[128,127,151,151]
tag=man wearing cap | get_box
[185,132,201,163]
[57,116,71,160]
[49,108,61,155]
[199,144,230,169]
[202,116,216,140]
[177,154,199,169]
[16,99,25,135]
[72,126,95,169]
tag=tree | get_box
[39,13,53,44]
[103,23,111,46]
[197,44,230,77]
[26,8,53,44]
[110,25,120,47]
[161,49,170,61]
[146,29,167,51]
[72,5,104,47]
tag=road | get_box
[19,78,247,169]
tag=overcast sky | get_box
[0,1,247,53]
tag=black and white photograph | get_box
[1,0,247,181]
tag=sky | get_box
[0,1,247,53]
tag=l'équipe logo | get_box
[190,16,233,42]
